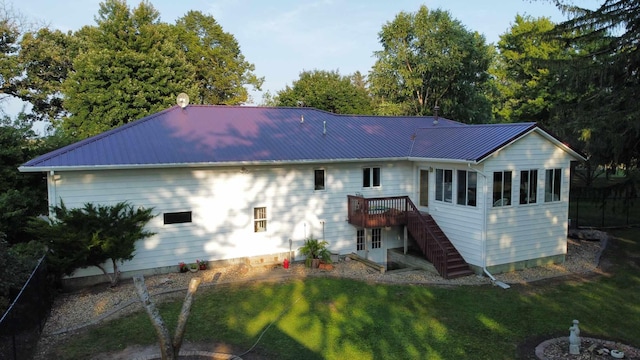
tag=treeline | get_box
[1,0,639,304]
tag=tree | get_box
[369,6,493,123]
[0,237,33,314]
[490,15,579,124]
[58,0,262,139]
[15,27,77,123]
[35,201,155,286]
[61,0,198,138]
[0,114,70,244]
[546,0,640,169]
[134,275,209,360]
[175,11,263,105]
[276,69,373,114]
[0,1,31,112]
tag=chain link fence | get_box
[0,256,54,360]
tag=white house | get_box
[19,105,585,283]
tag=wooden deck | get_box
[347,195,473,279]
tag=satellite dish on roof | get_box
[176,93,190,109]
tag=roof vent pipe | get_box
[301,115,304,123]
[433,105,439,125]
[323,121,327,135]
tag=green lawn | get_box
[52,228,640,359]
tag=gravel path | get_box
[34,236,606,359]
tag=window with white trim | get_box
[363,167,381,188]
[545,168,562,202]
[371,228,381,249]
[457,170,477,207]
[254,207,267,232]
[493,171,512,207]
[314,169,325,190]
[435,169,453,203]
[356,229,365,251]
[520,170,538,204]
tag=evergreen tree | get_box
[549,0,640,168]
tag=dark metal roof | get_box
[20,105,578,170]
[410,123,537,161]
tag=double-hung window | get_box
[493,171,512,207]
[457,170,477,206]
[254,207,267,232]
[545,169,562,202]
[520,170,538,204]
[435,169,453,203]
[363,167,381,188]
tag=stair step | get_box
[406,205,472,280]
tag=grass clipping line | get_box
[133,275,202,360]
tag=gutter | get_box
[19,157,413,173]
[468,164,510,289]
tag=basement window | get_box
[254,207,267,232]
[356,229,365,251]
[163,211,192,225]
[371,228,382,249]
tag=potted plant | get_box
[179,262,188,273]
[197,259,207,270]
[189,263,198,272]
[299,236,331,268]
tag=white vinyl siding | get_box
[482,131,573,267]
[52,161,414,277]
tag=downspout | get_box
[468,164,510,289]
[48,170,58,216]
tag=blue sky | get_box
[18,0,601,105]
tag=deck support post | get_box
[403,226,408,254]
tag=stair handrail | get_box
[403,196,450,277]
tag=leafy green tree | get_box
[175,10,263,105]
[0,114,70,244]
[276,69,373,114]
[15,28,77,123]
[61,0,198,138]
[369,5,493,122]
[489,15,585,127]
[0,2,28,110]
[34,201,155,286]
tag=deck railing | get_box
[404,197,450,278]
[347,195,451,278]
[347,195,408,228]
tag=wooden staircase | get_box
[346,195,474,279]
[404,199,474,279]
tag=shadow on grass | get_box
[54,230,640,360]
